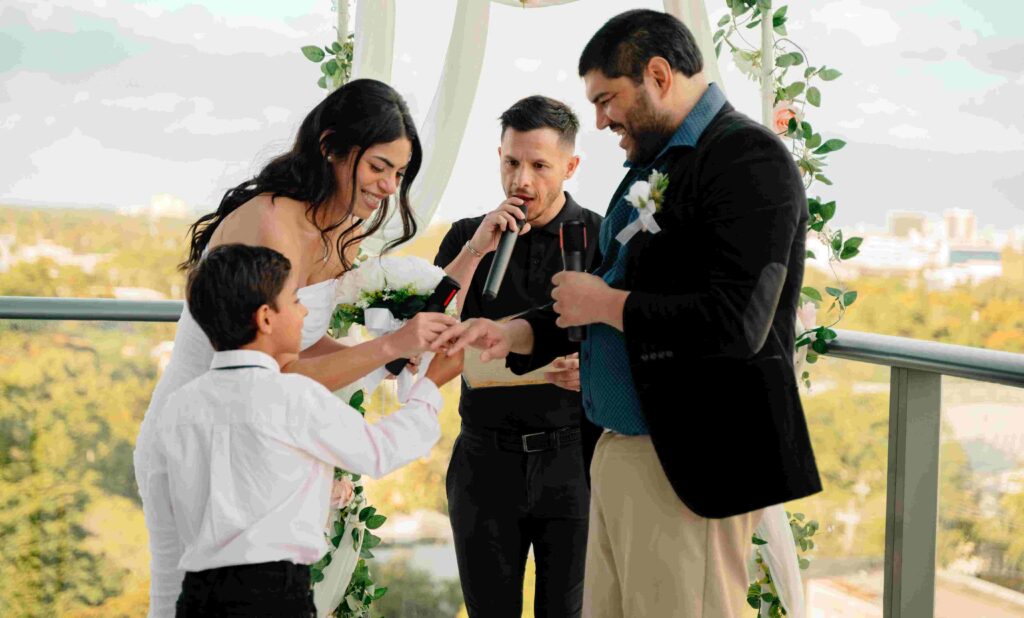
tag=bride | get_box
[133,78,457,617]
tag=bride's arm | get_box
[283,313,456,391]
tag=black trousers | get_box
[447,424,590,618]
[176,560,315,618]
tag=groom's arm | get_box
[621,127,805,359]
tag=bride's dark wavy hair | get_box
[180,78,422,273]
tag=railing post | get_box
[884,367,942,618]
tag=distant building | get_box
[888,211,927,238]
[944,209,977,243]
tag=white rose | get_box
[379,256,444,294]
[625,180,651,209]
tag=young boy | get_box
[148,244,463,617]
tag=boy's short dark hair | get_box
[578,9,703,83]
[499,95,580,147]
[186,244,292,351]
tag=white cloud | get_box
[889,124,930,139]
[811,1,901,47]
[73,91,90,103]
[1,114,22,130]
[164,97,262,135]
[101,93,185,112]
[859,98,902,115]
[262,106,292,125]
[839,118,866,129]
[513,58,542,72]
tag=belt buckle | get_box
[521,431,547,453]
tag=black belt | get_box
[460,423,581,453]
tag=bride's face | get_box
[333,138,412,221]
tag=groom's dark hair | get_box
[186,244,293,351]
[500,96,579,147]
[579,9,703,83]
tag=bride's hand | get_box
[385,312,459,359]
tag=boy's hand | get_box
[425,347,465,388]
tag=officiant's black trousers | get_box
[447,424,590,618]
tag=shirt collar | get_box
[210,349,281,373]
[534,192,584,236]
[625,82,727,170]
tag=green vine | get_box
[302,32,355,91]
[309,390,390,617]
[717,0,856,613]
[716,0,861,389]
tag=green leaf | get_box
[363,532,382,549]
[819,67,843,81]
[331,40,342,52]
[365,514,387,530]
[373,587,388,600]
[349,389,365,409]
[762,592,776,603]
[843,291,859,306]
[359,506,376,522]
[359,547,375,560]
[801,287,822,302]
[820,200,837,222]
[841,246,860,260]
[799,557,811,569]
[774,22,787,36]
[804,65,817,78]
[757,0,771,10]
[746,18,762,29]
[311,569,325,583]
[820,328,838,341]
[787,117,799,136]
[302,45,326,62]
[813,172,831,184]
[334,520,345,535]
[806,133,822,149]
[354,485,364,495]
[713,29,725,43]
[752,536,768,545]
[812,338,829,354]
[324,58,339,75]
[317,76,327,89]
[718,14,732,26]
[844,237,864,251]
[806,351,818,364]
[807,86,821,107]
[814,138,847,154]
[331,534,342,547]
[784,81,805,99]
[831,231,843,252]
[800,121,813,136]
[715,41,723,58]
[772,5,788,21]
[776,53,799,68]
[806,250,816,260]
[826,286,843,299]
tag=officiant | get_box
[433,95,603,618]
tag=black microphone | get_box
[482,201,528,301]
[560,220,588,343]
[385,275,461,375]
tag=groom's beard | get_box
[620,91,676,165]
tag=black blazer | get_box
[510,102,822,518]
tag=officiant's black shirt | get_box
[433,192,602,432]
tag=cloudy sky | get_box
[1,0,1022,232]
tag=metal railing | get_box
[3,295,1024,618]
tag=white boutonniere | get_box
[616,169,669,245]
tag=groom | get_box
[435,9,822,617]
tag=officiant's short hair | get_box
[499,95,579,147]
[186,244,292,351]
[579,9,703,82]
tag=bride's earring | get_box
[327,154,335,163]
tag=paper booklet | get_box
[460,309,558,389]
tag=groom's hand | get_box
[432,318,512,362]
[551,272,628,330]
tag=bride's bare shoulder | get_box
[208,194,311,260]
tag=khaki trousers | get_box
[583,432,762,618]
